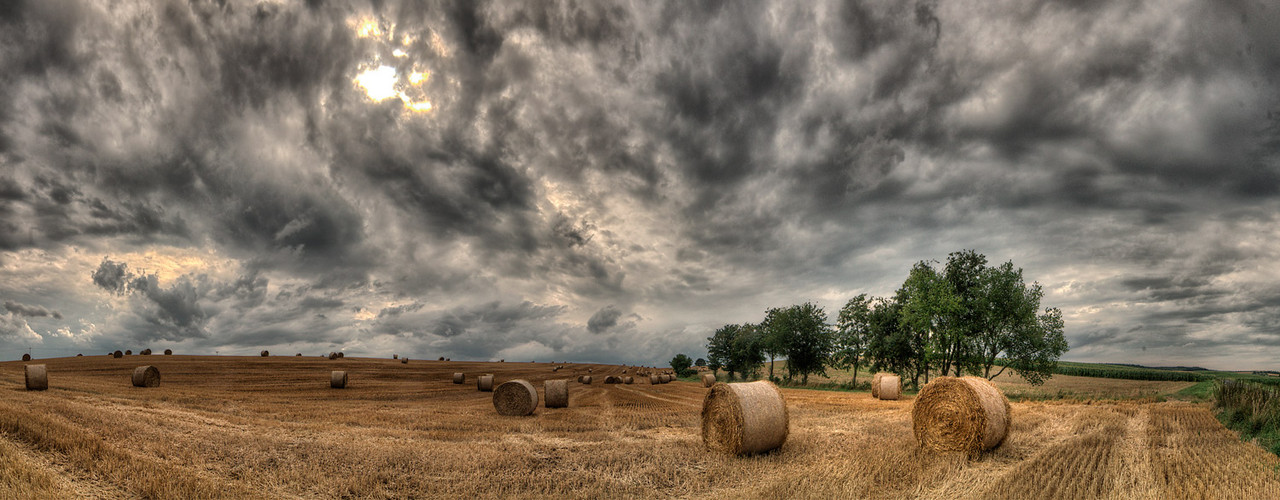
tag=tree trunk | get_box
[768,355,775,380]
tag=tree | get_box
[727,323,766,380]
[993,307,1068,385]
[942,250,986,376]
[781,302,834,384]
[864,297,914,384]
[760,307,790,381]
[670,354,694,378]
[834,294,873,386]
[973,261,1040,379]
[898,261,960,385]
[694,357,706,367]
[706,324,738,377]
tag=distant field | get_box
[3,356,1280,499]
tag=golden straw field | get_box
[2,356,1279,499]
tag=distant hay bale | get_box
[125,350,132,355]
[544,379,569,408]
[113,350,123,358]
[553,366,560,372]
[25,364,48,391]
[478,374,495,392]
[649,374,661,384]
[877,374,902,400]
[76,354,83,357]
[493,379,538,416]
[445,358,450,361]
[131,366,161,388]
[871,372,894,398]
[604,375,621,384]
[260,350,269,357]
[295,353,301,356]
[337,352,344,358]
[624,376,634,384]
[329,352,338,360]
[701,381,789,455]
[453,372,465,384]
[140,349,151,355]
[439,356,445,361]
[580,375,593,385]
[164,349,173,355]
[393,354,398,359]
[401,358,408,364]
[702,373,717,387]
[912,376,1011,456]
[661,374,672,384]
[499,359,504,362]
[330,371,348,389]
[21,353,30,361]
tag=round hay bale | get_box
[624,376,634,384]
[702,373,717,388]
[393,354,398,359]
[295,353,302,356]
[328,352,338,360]
[478,374,495,392]
[587,368,593,373]
[493,379,538,416]
[76,353,83,357]
[125,350,132,356]
[140,349,151,355]
[604,375,621,384]
[131,366,160,388]
[438,356,445,361]
[25,364,48,391]
[649,374,661,384]
[445,358,450,361]
[330,371,348,389]
[701,381,789,455]
[544,379,569,408]
[21,353,31,361]
[871,372,893,398]
[401,358,408,364]
[662,374,672,384]
[453,372,465,384]
[337,352,344,358]
[622,369,627,374]
[912,376,1011,456]
[552,366,560,372]
[499,359,504,363]
[580,375,593,385]
[113,350,123,358]
[878,374,902,400]
[164,349,173,355]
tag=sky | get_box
[1,0,1278,369]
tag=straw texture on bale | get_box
[21,353,31,361]
[453,372,465,384]
[649,374,661,384]
[661,374,672,384]
[877,374,902,400]
[701,381,789,455]
[623,376,634,384]
[25,364,48,391]
[328,352,338,360]
[113,350,123,358]
[912,376,1011,456]
[478,374,495,391]
[330,371,348,389]
[164,349,172,355]
[493,379,538,416]
[871,372,893,398]
[580,375,592,385]
[544,379,569,408]
[702,373,717,387]
[131,366,160,387]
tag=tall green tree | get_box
[865,296,914,384]
[728,323,766,380]
[781,302,833,384]
[943,250,987,376]
[989,307,1067,385]
[706,324,738,377]
[898,261,961,384]
[834,294,873,386]
[760,307,791,381]
[670,354,694,378]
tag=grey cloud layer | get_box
[0,0,1278,367]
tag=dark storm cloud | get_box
[3,300,62,319]
[2,0,1280,366]
[587,305,621,334]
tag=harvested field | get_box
[1,356,1277,499]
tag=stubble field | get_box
[2,355,1279,499]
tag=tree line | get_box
[703,250,1069,388]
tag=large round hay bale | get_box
[702,373,717,387]
[912,376,1011,456]
[544,379,569,408]
[453,372,465,384]
[871,372,893,398]
[493,379,538,416]
[164,349,173,355]
[661,374,672,384]
[131,366,160,387]
[701,381,789,455]
[331,371,348,389]
[649,374,660,384]
[113,350,123,358]
[624,376,634,384]
[877,374,902,400]
[478,374,495,392]
[21,353,31,361]
[580,375,593,385]
[25,364,48,391]
[328,352,338,360]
